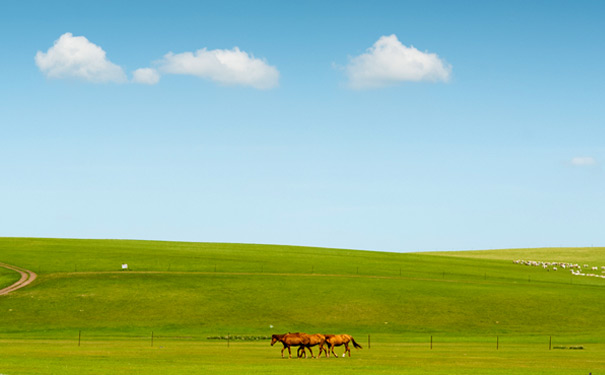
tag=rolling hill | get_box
[1,238,604,341]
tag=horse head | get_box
[271,333,286,346]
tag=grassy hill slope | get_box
[1,238,604,341]
[430,247,605,264]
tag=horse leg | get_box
[318,344,326,358]
[308,346,314,359]
[331,344,337,358]
[345,343,351,357]
[287,345,292,359]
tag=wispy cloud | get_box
[132,68,160,85]
[570,156,597,166]
[345,34,452,89]
[158,47,279,89]
[35,33,127,83]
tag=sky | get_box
[1,0,604,252]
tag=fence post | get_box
[368,334,370,349]
[549,336,552,350]
[430,336,433,350]
[151,331,154,347]
[78,330,81,347]
[497,335,499,350]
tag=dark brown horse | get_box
[271,333,310,358]
[324,334,362,357]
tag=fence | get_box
[10,332,587,351]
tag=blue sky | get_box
[1,0,604,252]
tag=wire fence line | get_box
[1,332,590,351]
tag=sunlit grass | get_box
[1,238,604,373]
[0,339,603,375]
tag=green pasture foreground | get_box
[1,238,605,374]
[1,338,603,375]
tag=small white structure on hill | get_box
[122,264,128,271]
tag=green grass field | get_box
[1,339,603,375]
[1,238,604,374]
[0,265,21,289]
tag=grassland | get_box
[430,246,605,264]
[1,238,604,374]
[0,265,21,290]
[1,339,603,375]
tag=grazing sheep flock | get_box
[513,260,605,279]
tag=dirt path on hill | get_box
[0,262,37,296]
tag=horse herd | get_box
[270,332,362,358]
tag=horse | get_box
[324,334,362,357]
[271,332,310,358]
[295,333,328,358]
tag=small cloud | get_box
[158,47,279,89]
[345,34,452,89]
[35,33,127,83]
[570,157,597,166]
[35,34,279,90]
[132,68,160,85]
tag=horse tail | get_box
[351,337,362,349]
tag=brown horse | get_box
[324,334,362,357]
[296,333,328,358]
[271,332,310,358]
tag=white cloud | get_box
[158,47,279,89]
[35,33,127,83]
[132,68,160,85]
[570,157,597,166]
[345,34,452,89]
